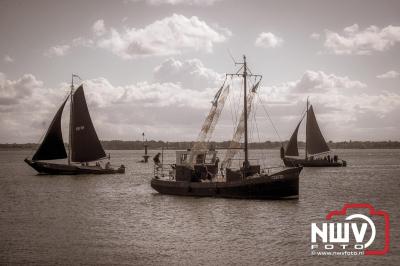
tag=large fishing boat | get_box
[281,99,346,167]
[25,75,125,175]
[151,56,302,199]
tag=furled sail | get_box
[206,85,230,143]
[306,105,330,155]
[189,85,230,164]
[222,81,260,168]
[71,85,106,162]
[32,96,69,161]
[285,118,303,157]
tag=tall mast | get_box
[226,55,261,171]
[68,75,74,165]
[305,97,309,159]
[243,55,249,168]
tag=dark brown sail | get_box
[285,118,303,157]
[71,85,106,162]
[32,96,69,161]
[306,105,330,155]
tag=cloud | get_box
[1,67,400,142]
[153,58,223,90]
[376,70,399,79]
[292,70,366,93]
[259,71,366,108]
[310,33,320,40]
[323,24,400,55]
[92,19,106,36]
[0,59,221,142]
[71,37,94,47]
[0,73,43,105]
[0,73,72,142]
[261,71,366,105]
[258,70,400,140]
[96,14,230,58]
[44,38,94,58]
[137,0,221,5]
[255,32,283,48]
[83,78,214,109]
[44,44,71,57]
[46,14,230,59]
[4,55,14,63]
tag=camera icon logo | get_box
[311,203,390,256]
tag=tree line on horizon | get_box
[1,140,400,150]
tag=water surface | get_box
[1,149,399,265]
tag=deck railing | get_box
[153,163,175,180]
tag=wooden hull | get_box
[151,167,301,199]
[24,159,125,175]
[283,157,346,167]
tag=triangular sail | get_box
[32,96,69,161]
[306,105,330,155]
[222,81,259,168]
[71,85,106,162]
[285,117,303,157]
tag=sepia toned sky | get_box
[0,0,400,143]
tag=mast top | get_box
[226,54,262,79]
[71,74,81,89]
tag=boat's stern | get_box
[266,166,302,198]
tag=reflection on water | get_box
[0,149,399,265]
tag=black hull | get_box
[24,159,125,175]
[283,157,346,167]
[151,167,301,199]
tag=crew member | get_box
[153,153,161,167]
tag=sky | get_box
[0,0,399,143]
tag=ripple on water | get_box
[0,149,399,265]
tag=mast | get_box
[225,55,261,171]
[305,97,309,159]
[243,55,249,168]
[68,75,74,165]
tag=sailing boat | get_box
[281,98,347,167]
[150,56,302,199]
[24,75,126,175]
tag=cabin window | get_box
[205,153,216,164]
[180,154,188,164]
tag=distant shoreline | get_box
[1,140,399,150]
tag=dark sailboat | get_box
[151,56,302,199]
[282,99,347,167]
[25,75,125,175]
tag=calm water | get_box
[0,149,399,265]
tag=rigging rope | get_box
[256,93,283,144]
[227,76,239,135]
[221,81,259,169]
